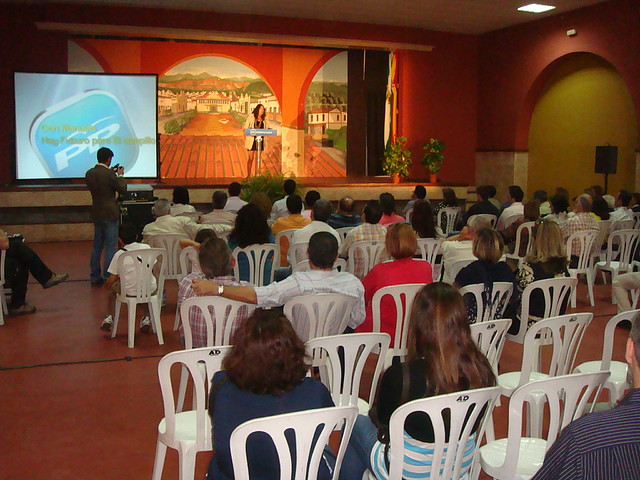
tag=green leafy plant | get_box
[382,136,412,177]
[422,138,445,174]
[240,172,302,204]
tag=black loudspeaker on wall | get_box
[595,145,618,174]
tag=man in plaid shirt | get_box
[561,195,599,262]
[339,200,388,278]
[177,237,250,347]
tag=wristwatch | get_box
[217,284,225,296]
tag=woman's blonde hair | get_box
[385,223,417,260]
[472,228,504,264]
[526,219,567,263]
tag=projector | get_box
[122,184,153,201]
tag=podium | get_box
[244,128,278,174]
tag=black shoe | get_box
[44,273,69,289]
[8,303,36,316]
[91,278,105,287]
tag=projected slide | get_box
[14,73,158,180]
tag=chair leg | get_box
[173,308,181,331]
[127,301,136,348]
[586,269,595,307]
[0,285,8,314]
[570,273,578,309]
[178,446,197,480]
[150,298,164,346]
[111,298,122,339]
[151,440,167,480]
[484,411,496,443]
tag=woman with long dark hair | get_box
[228,203,275,283]
[208,309,334,479]
[341,282,496,479]
[411,199,442,238]
[243,103,269,178]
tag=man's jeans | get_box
[90,220,119,283]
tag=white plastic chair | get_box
[632,212,640,229]
[416,237,443,280]
[232,243,280,286]
[147,233,189,281]
[274,228,297,267]
[594,229,640,303]
[405,208,413,223]
[574,309,638,407]
[479,371,609,480]
[505,221,535,267]
[284,293,358,342]
[437,206,461,235]
[371,283,424,369]
[288,241,309,267]
[292,257,347,273]
[468,213,497,228]
[336,226,356,240]
[230,405,358,480]
[152,346,231,480]
[111,248,165,348]
[459,282,514,323]
[566,230,597,307]
[506,277,577,344]
[172,245,200,331]
[498,312,593,438]
[347,240,386,279]
[447,258,475,284]
[368,386,502,480]
[470,319,512,375]
[0,249,7,325]
[306,333,390,413]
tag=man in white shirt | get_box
[142,198,229,242]
[223,182,247,214]
[191,231,365,331]
[440,215,493,284]
[288,199,342,266]
[497,185,525,231]
[270,178,296,222]
[610,189,633,224]
[199,191,236,227]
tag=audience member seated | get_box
[302,190,321,219]
[632,192,640,213]
[0,230,68,316]
[410,200,443,238]
[533,189,551,216]
[487,184,501,211]
[207,308,335,480]
[176,237,251,347]
[460,185,500,226]
[434,187,460,233]
[545,194,569,225]
[289,200,341,266]
[592,196,611,221]
[143,199,229,242]
[340,282,496,480]
[356,224,433,342]
[455,228,515,323]
[440,216,492,284]
[402,185,427,217]
[610,189,633,224]
[248,191,273,222]
[379,192,405,226]
[560,195,599,267]
[501,200,540,258]
[223,182,247,214]
[169,186,196,216]
[228,203,275,284]
[531,312,640,480]
[192,231,365,331]
[507,219,570,335]
[101,223,154,333]
[340,200,388,278]
[271,194,311,267]
[178,229,219,274]
[328,196,363,229]
[270,178,296,222]
[496,185,525,231]
[199,191,236,227]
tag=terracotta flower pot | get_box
[391,173,401,184]
[429,172,438,183]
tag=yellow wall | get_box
[528,54,637,200]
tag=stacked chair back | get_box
[566,230,598,307]
[505,221,536,267]
[152,346,231,480]
[147,234,189,280]
[437,207,461,235]
[231,243,280,286]
[284,293,357,342]
[347,240,386,278]
[469,319,512,375]
[230,405,358,480]
[459,282,514,323]
[172,245,200,331]
[416,237,443,280]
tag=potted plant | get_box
[422,138,445,183]
[382,136,411,183]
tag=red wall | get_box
[478,0,640,151]
[0,3,479,185]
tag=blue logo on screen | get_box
[29,90,139,178]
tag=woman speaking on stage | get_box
[243,103,269,178]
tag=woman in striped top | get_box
[340,282,496,480]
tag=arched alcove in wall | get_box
[526,53,638,199]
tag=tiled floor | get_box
[0,241,630,479]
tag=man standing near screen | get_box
[85,147,127,286]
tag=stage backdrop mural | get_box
[68,39,347,179]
